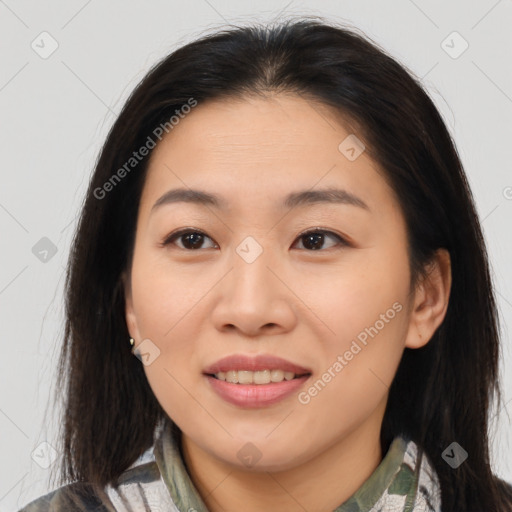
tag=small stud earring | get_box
[129,337,135,346]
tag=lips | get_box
[203,354,312,408]
[202,354,311,376]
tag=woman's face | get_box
[124,93,422,471]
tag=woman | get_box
[18,17,512,512]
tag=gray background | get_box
[1,1,511,510]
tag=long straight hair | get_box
[50,17,512,511]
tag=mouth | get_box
[202,354,312,408]
[202,353,312,381]
[207,369,311,384]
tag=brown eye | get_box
[162,229,217,250]
[293,229,348,251]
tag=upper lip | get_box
[203,354,312,375]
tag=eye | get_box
[161,229,217,250]
[292,229,349,251]
[162,227,349,252]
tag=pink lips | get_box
[203,354,312,408]
[203,354,311,375]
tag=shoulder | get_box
[17,444,163,512]
[17,481,116,512]
[17,458,165,512]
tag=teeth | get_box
[238,370,253,384]
[214,370,298,384]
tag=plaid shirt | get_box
[18,417,443,512]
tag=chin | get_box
[210,435,312,473]
[232,450,310,473]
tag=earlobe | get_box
[405,249,452,349]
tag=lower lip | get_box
[205,374,310,408]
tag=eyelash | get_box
[160,227,350,252]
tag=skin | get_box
[123,93,451,512]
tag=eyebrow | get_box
[151,187,370,214]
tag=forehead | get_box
[139,94,397,218]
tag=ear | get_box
[405,248,452,349]
[122,270,141,341]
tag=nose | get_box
[210,246,297,337]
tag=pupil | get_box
[184,233,203,249]
[305,233,323,250]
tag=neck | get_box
[181,404,386,512]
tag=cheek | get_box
[295,299,408,446]
[298,248,411,389]
[129,270,204,416]
[295,252,409,343]
[130,250,202,339]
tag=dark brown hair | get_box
[47,16,512,511]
